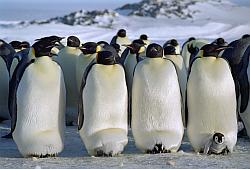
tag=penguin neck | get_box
[35,56,52,64]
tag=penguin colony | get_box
[0,30,250,158]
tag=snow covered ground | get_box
[1,121,250,169]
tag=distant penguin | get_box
[56,36,82,125]
[0,40,15,122]
[187,44,237,154]
[140,34,150,47]
[163,39,181,55]
[132,43,183,153]
[123,39,146,92]
[163,45,187,126]
[9,41,22,76]
[182,38,208,70]
[11,38,66,157]
[78,51,128,157]
[76,42,100,91]
[110,29,131,55]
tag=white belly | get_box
[187,57,237,152]
[132,58,184,152]
[79,64,128,156]
[13,59,66,157]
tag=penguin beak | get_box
[215,46,233,51]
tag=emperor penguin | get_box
[222,35,250,111]
[76,42,100,91]
[163,39,181,55]
[211,38,228,57]
[78,51,128,157]
[11,38,66,157]
[0,40,15,122]
[9,41,22,76]
[163,45,187,126]
[181,38,208,70]
[56,36,82,125]
[122,40,146,125]
[139,34,150,47]
[110,29,131,55]
[132,43,183,153]
[187,44,237,154]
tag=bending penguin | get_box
[187,44,237,154]
[163,44,188,126]
[10,38,66,157]
[132,43,183,153]
[110,29,131,55]
[55,36,82,125]
[78,50,128,157]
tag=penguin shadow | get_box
[0,123,22,158]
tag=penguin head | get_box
[163,39,179,48]
[124,39,145,54]
[32,38,60,58]
[242,34,250,39]
[213,133,225,145]
[164,45,176,55]
[9,41,22,50]
[80,42,99,55]
[20,41,30,49]
[146,43,163,58]
[35,35,64,44]
[96,51,115,65]
[0,40,15,57]
[200,44,229,57]
[67,36,80,47]
[187,37,196,42]
[97,41,109,47]
[212,38,228,47]
[140,34,148,41]
[117,29,126,38]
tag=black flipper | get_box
[120,48,129,65]
[78,60,97,130]
[110,36,118,46]
[9,55,34,133]
[239,46,250,113]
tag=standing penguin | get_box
[163,45,187,126]
[182,38,208,70]
[110,29,131,55]
[0,40,15,122]
[11,38,66,157]
[187,44,237,154]
[139,34,150,47]
[56,36,82,125]
[78,51,128,157]
[163,39,181,55]
[132,43,183,153]
[76,42,100,91]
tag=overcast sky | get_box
[0,0,249,21]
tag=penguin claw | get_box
[146,144,170,154]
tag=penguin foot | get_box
[146,144,170,154]
[95,150,114,157]
[1,132,12,139]
[221,148,230,155]
[30,153,57,158]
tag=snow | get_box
[1,121,250,169]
